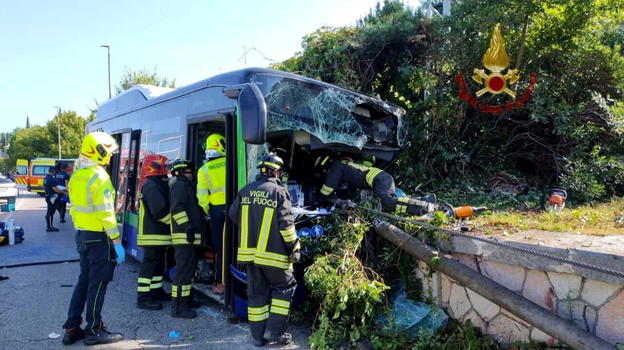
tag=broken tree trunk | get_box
[373,220,613,350]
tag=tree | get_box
[274,0,624,201]
[6,110,90,169]
[7,126,53,165]
[47,110,91,159]
[115,67,176,95]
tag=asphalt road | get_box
[0,192,309,350]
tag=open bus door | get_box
[223,84,267,311]
[110,130,142,259]
[15,159,29,191]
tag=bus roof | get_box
[95,67,404,122]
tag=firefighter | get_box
[61,132,124,346]
[43,166,63,232]
[229,153,299,347]
[316,155,436,215]
[136,154,172,311]
[197,133,226,295]
[54,163,71,224]
[169,159,203,318]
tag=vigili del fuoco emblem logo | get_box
[456,23,537,115]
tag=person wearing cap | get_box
[44,166,65,232]
[197,133,227,295]
[229,153,299,347]
[169,159,204,318]
[61,131,125,346]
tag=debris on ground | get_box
[168,330,181,339]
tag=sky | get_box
[0,0,419,133]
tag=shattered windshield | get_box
[252,73,405,149]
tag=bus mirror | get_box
[224,84,267,144]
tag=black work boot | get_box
[84,324,123,346]
[137,295,162,311]
[46,217,58,232]
[188,297,202,309]
[264,331,293,346]
[171,298,197,319]
[253,337,266,347]
[62,326,85,345]
[151,288,171,301]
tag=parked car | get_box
[0,176,17,211]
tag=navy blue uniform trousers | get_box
[63,230,116,335]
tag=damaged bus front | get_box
[240,71,407,193]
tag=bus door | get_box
[15,159,29,191]
[112,130,142,257]
[187,118,227,299]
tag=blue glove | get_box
[113,242,125,264]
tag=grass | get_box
[470,197,624,236]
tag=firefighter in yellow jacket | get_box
[229,153,299,347]
[169,159,203,318]
[197,133,226,295]
[61,132,124,346]
[136,154,171,311]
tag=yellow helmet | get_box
[205,133,226,156]
[80,132,119,165]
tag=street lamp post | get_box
[100,45,111,99]
[53,106,62,159]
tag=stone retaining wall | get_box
[415,237,624,346]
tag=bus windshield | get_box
[252,73,406,149]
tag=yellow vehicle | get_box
[16,158,77,196]
[14,159,29,190]
[28,158,56,195]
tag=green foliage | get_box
[275,0,624,203]
[115,67,176,94]
[6,110,90,169]
[47,110,91,159]
[303,213,390,349]
[7,125,52,164]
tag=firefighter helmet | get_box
[170,159,195,176]
[80,131,119,166]
[140,154,168,178]
[258,153,284,175]
[205,133,226,158]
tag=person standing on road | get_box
[136,154,172,311]
[61,132,125,346]
[229,153,299,347]
[54,163,71,224]
[197,133,227,295]
[169,159,203,319]
[44,166,64,232]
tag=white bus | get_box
[91,67,407,311]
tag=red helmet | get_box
[140,154,168,178]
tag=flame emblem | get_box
[472,23,519,98]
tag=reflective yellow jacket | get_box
[68,165,120,240]
[197,157,226,212]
